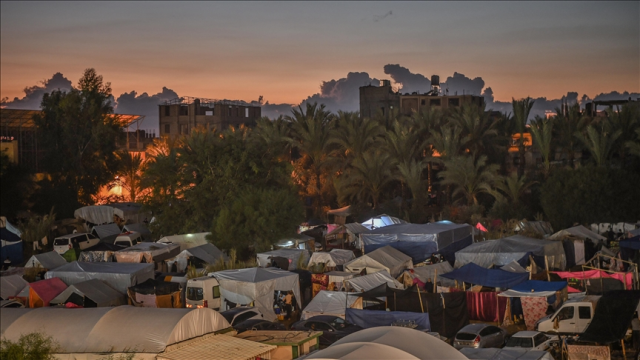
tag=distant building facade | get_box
[159,97,261,138]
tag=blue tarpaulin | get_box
[509,280,567,293]
[1,240,23,266]
[620,236,640,250]
[345,308,430,331]
[441,263,529,288]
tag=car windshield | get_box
[186,287,203,301]
[456,333,477,341]
[54,239,69,246]
[330,317,347,329]
[506,337,534,348]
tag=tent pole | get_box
[417,286,424,313]
[582,265,588,293]
[621,339,627,360]
[545,256,550,282]
[455,280,458,289]
[433,269,438,293]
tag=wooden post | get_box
[545,256,551,282]
[417,286,425,313]
[433,269,438,293]
[621,339,627,360]
[455,280,459,289]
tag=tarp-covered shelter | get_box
[78,242,121,262]
[1,218,23,265]
[274,234,314,250]
[0,307,230,358]
[344,270,403,292]
[549,225,606,243]
[45,261,154,294]
[0,275,28,300]
[91,223,122,242]
[122,223,152,241]
[157,232,209,251]
[344,245,412,278]
[360,222,473,264]
[514,221,554,237]
[24,251,67,270]
[361,214,406,230]
[399,262,456,288]
[328,326,469,360]
[441,263,529,289]
[580,290,640,344]
[128,278,182,308]
[115,242,180,265]
[256,248,310,270]
[325,271,355,291]
[50,279,125,307]
[549,225,605,267]
[28,277,67,307]
[306,342,419,360]
[461,348,553,360]
[499,280,568,298]
[302,291,363,320]
[454,235,566,271]
[211,267,301,321]
[346,309,430,331]
[75,203,150,225]
[498,280,568,327]
[308,249,355,269]
[166,243,229,272]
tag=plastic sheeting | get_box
[344,245,413,278]
[79,242,122,262]
[308,249,356,268]
[115,242,180,263]
[24,251,67,269]
[45,261,154,294]
[211,267,301,321]
[0,307,230,354]
[157,232,209,251]
[0,275,28,300]
[553,269,634,290]
[1,238,23,265]
[549,225,606,243]
[344,270,403,292]
[50,279,125,307]
[75,203,149,225]
[410,262,456,287]
[307,342,420,360]
[302,291,362,320]
[92,223,122,240]
[580,290,640,344]
[122,223,152,241]
[361,214,406,230]
[29,278,67,307]
[166,243,229,272]
[441,263,529,289]
[256,248,310,270]
[0,217,22,237]
[455,235,566,271]
[346,309,430,331]
[461,348,553,360]
[501,261,528,273]
[499,281,567,298]
[329,326,469,360]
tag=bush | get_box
[0,332,59,360]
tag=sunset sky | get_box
[1,1,638,106]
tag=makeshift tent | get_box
[501,261,528,273]
[0,239,22,266]
[454,235,566,271]
[360,222,473,264]
[256,248,310,270]
[441,263,529,289]
[212,267,301,321]
[301,291,362,320]
[115,242,180,264]
[325,271,355,291]
[122,223,152,241]
[580,290,640,344]
[361,214,406,230]
[75,203,149,225]
[549,225,606,243]
[166,243,229,272]
[157,232,209,251]
[274,234,314,250]
[24,251,67,270]
[128,279,182,308]
[327,205,351,225]
[346,309,430,331]
[344,245,412,278]
[514,221,554,237]
[399,262,456,288]
[465,292,508,323]
[0,275,28,300]
[499,280,568,298]
[0,307,230,357]
[78,242,122,262]
[499,280,568,328]
[156,334,276,360]
[308,249,355,268]
[45,261,154,294]
[329,326,469,360]
[50,279,125,307]
[461,348,554,360]
[344,270,403,292]
[91,223,121,240]
[28,277,67,307]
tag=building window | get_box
[205,110,213,116]
[180,106,188,116]
[228,107,232,117]
[164,106,170,116]
[164,124,170,134]
[430,99,441,106]
[381,107,385,115]
[245,108,249,117]
[448,98,460,107]
[421,99,425,106]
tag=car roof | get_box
[512,331,541,337]
[221,307,256,316]
[235,319,267,326]
[55,233,88,239]
[459,323,491,333]
[307,315,340,322]
[188,276,215,282]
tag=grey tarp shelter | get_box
[408,261,456,287]
[166,243,229,272]
[122,223,152,241]
[211,267,301,321]
[308,249,356,268]
[75,203,150,225]
[0,307,229,358]
[256,248,310,270]
[50,279,126,307]
[301,291,362,320]
[45,261,154,294]
[344,245,413,278]
[344,270,404,292]
[157,232,209,252]
[115,242,180,264]
[454,235,566,271]
[24,251,67,270]
[0,275,28,300]
[91,223,122,241]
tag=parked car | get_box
[185,276,221,310]
[233,319,286,333]
[453,324,508,349]
[0,299,24,308]
[53,233,99,254]
[113,232,143,248]
[220,307,264,326]
[505,331,559,351]
[291,315,363,346]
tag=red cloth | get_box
[465,291,508,323]
[65,302,82,308]
[29,278,67,307]
[521,296,549,330]
[554,270,633,289]
[475,223,488,232]
[311,274,330,297]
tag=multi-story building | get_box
[158,96,261,138]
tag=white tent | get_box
[306,342,419,360]
[122,223,152,241]
[549,225,606,243]
[0,216,22,236]
[0,275,28,300]
[302,291,363,320]
[361,214,406,231]
[75,203,150,225]
[45,261,154,294]
[344,245,412,277]
[0,307,229,358]
[211,267,301,321]
[115,242,180,263]
[325,271,355,291]
[157,232,210,251]
[50,279,126,307]
[308,249,356,268]
[166,243,229,272]
[256,248,310,270]
[344,270,403,292]
[24,251,67,270]
[461,348,552,360]
[325,326,469,360]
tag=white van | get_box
[536,296,600,334]
[113,231,143,248]
[53,233,99,254]
[186,276,221,310]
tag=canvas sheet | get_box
[345,308,430,331]
[345,270,403,292]
[361,222,472,251]
[45,261,154,294]
[24,251,67,270]
[441,263,529,289]
[410,262,456,287]
[549,225,606,242]
[554,270,633,290]
[345,245,412,278]
[157,232,210,251]
[92,223,121,240]
[499,281,567,298]
[50,279,125,307]
[308,249,355,268]
[302,291,362,320]
[115,242,180,263]
[466,291,508,323]
[0,275,28,300]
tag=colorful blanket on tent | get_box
[521,296,548,330]
[554,270,633,290]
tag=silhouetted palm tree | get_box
[429,124,463,161]
[449,103,500,159]
[439,155,499,205]
[575,120,622,167]
[606,104,640,165]
[554,103,589,168]
[512,97,535,177]
[329,111,384,168]
[529,117,554,178]
[485,173,536,206]
[337,151,396,209]
[113,150,147,202]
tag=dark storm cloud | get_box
[383,64,431,94]
[114,87,179,131]
[1,72,73,109]
[441,72,485,96]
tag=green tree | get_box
[329,111,384,167]
[606,104,640,165]
[626,128,640,157]
[33,68,123,217]
[486,173,536,206]
[429,124,463,161]
[439,155,499,205]
[111,151,146,202]
[252,116,292,160]
[19,208,56,258]
[575,120,622,167]
[529,117,555,177]
[449,103,500,159]
[336,151,396,209]
[0,332,59,360]
[512,97,535,177]
[0,150,35,217]
[554,103,589,168]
